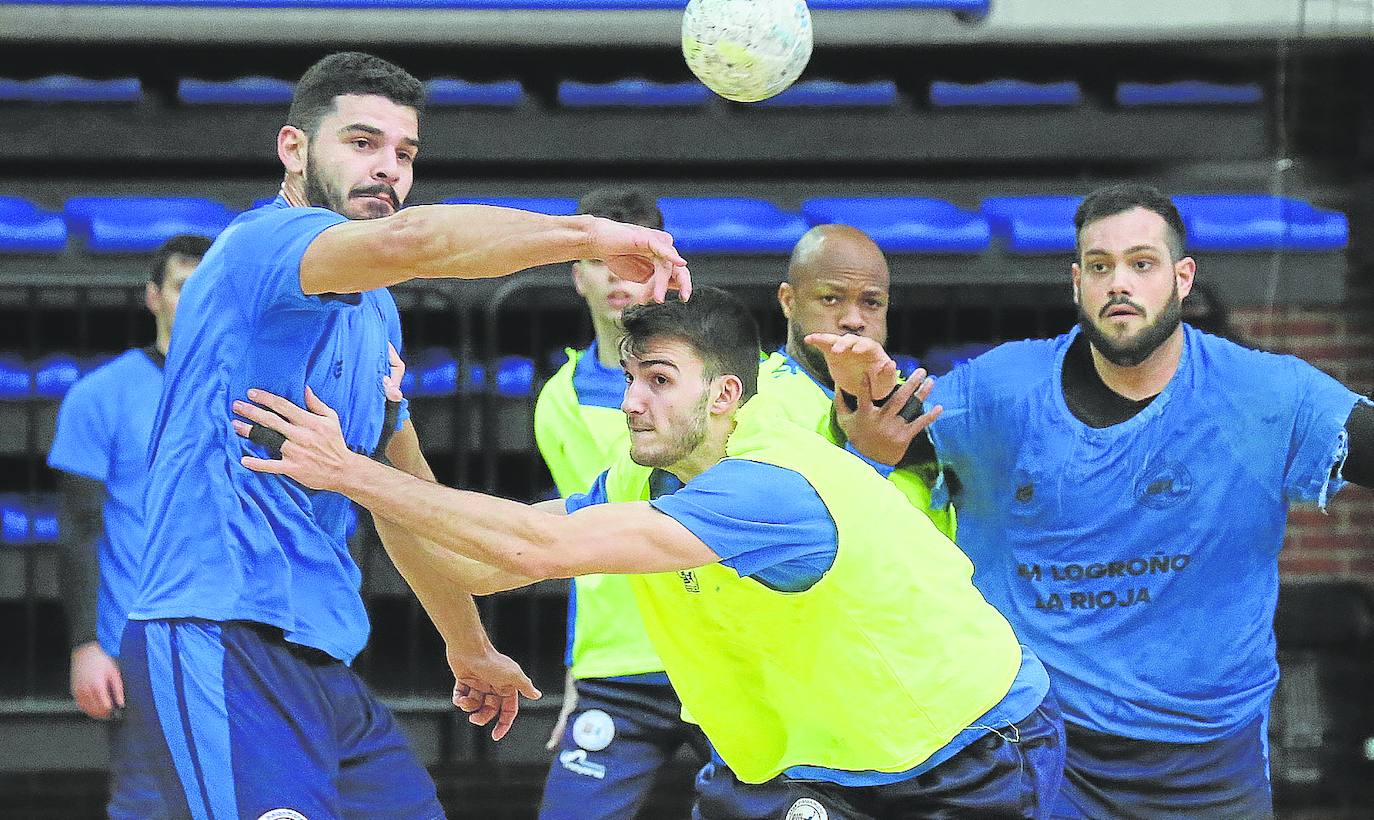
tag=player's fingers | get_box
[831,384,856,420]
[491,694,520,741]
[303,386,339,422]
[650,257,670,304]
[245,388,310,424]
[914,376,936,404]
[883,372,923,416]
[232,419,253,439]
[110,665,125,709]
[231,399,292,434]
[804,332,841,351]
[387,342,402,368]
[856,371,878,410]
[240,456,288,474]
[910,404,944,434]
[649,232,688,268]
[520,679,542,701]
[90,680,112,716]
[673,264,692,301]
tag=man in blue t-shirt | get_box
[114,51,690,820]
[809,183,1374,819]
[233,286,1064,819]
[48,234,210,723]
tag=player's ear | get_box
[712,374,744,415]
[1070,263,1081,306]
[1175,256,1196,299]
[278,125,308,176]
[777,282,793,319]
[570,261,588,296]
[145,281,162,314]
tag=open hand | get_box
[232,387,357,491]
[588,217,692,303]
[448,646,542,741]
[835,369,943,466]
[804,332,898,400]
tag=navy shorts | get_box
[111,619,443,820]
[782,689,1066,819]
[1053,714,1273,820]
[539,677,790,820]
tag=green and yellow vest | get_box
[754,351,956,539]
[533,349,664,679]
[605,399,1021,783]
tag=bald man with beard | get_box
[749,224,955,535]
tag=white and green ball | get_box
[682,0,814,103]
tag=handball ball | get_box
[682,0,814,103]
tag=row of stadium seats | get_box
[0,494,58,547]
[6,0,990,9]
[0,74,1264,109]
[0,343,992,401]
[0,194,1349,255]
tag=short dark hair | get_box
[1074,183,1187,260]
[150,234,212,286]
[577,188,663,230]
[620,287,760,402]
[287,52,424,137]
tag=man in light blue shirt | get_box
[113,51,690,820]
[811,183,1373,819]
[49,234,209,722]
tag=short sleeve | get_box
[926,360,978,477]
[47,378,115,482]
[649,460,837,586]
[1284,358,1364,506]
[566,470,611,514]
[224,205,351,320]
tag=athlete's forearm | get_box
[57,473,104,649]
[301,205,596,295]
[336,454,566,579]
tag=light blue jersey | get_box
[928,324,1365,742]
[132,197,408,664]
[47,349,163,657]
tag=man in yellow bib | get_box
[235,287,1065,819]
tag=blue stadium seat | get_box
[178,76,295,104]
[32,354,82,399]
[0,495,27,545]
[425,78,526,107]
[0,354,31,399]
[659,197,809,254]
[442,196,578,215]
[755,79,899,108]
[1116,81,1263,108]
[1172,195,1349,252]
[0,197,67,254]
[929,79,1082,108]
[64,197,237,253]
[402,348,459,397]
[801,197,990,253]
[28,496,60,545]
[558,79,712,108]
[494,356,536,398]
[0,75,142,103]
[921,341,996,376]
[980,195,1082,254]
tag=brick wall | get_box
[1229,271,1374,581]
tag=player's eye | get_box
[352,138,371,150]
[820,295,838,305]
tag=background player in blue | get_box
[811,183,1374,819]
[48,234,210,723]
[114,51,690,820]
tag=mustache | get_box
[1100,295,1146,318]
[350,184,400,211]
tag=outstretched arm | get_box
[232,388,715,578]
[300,205,691,301]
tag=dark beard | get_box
[629,389,711,469]
[1078,286,1183,367]
[303,152,399,218]
[786,322,835,389]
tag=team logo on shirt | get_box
[1135,462,1193,509]
[257,810,308,820]
[786,798,828,820]
[559,749,608,779]
[679,570,700,593]
[572,708,616,752]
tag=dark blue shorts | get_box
[111,619,444,820]
[781,689,1066,819]
[1053,714,1273,820]
[539,677,791,820]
